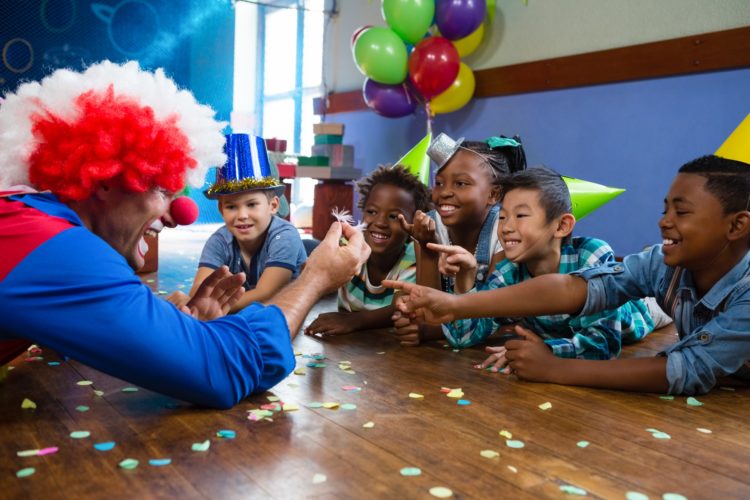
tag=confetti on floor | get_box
[659,395,675,400]
[341,385,361,392]
[499,430,513,439]
[429,486,454,498]
[577,441,590,448]
[17,449,39,457]
[480,450,499,459]
[192,440,211,452]
[686,397,703,407]
[48,361,61,366]
[538,402,552,411]
[293,368,306,376]
[76,380,93,386]
[93,390,104,397]
[507,465,518,473]
[625,492,650,500]
[217,430,236,439]
[283,403,300,411]
[341,403,357,411]
[306,362,327,368]
[322,402,340,409]
[719,386,736,391]
[400,467,422,476]
[70,431,91,439]
[38,447,58,456]
[16,467,35,478]
[306,402,324,408]
[149,458,172,466]
[267,395,280,402]
[376,352,385,355]
[21,398,36,410]
[645,428,671,440]
[94,441,115,451]
[663,493,688,500]
[409,393,424,399]
[121,387,139,393]
[119,458,139,469]
[559,484,587,496]
[696,428,712,434]
[312,473,327,484]
[362,421,375,428]
[506,440,525,449]
[457,399,471,406]
[446,388,463,399]
[75,405,89,412]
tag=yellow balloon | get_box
[452,23,485,58]
[430,63,475,115]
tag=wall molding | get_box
[315,26,750,115]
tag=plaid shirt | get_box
[442,236,655,359]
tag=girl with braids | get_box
[304,165,431,337]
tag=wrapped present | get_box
[313,122,345,136]
[277,163,296,178]
[311,144,354,168]
[297,166,362,180]
[314,134,343,145]
[265,137,287,152]
[297,155,330,167]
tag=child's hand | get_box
[425,242,477,293]
[392,311,420,347]
[398,210,436,247]
[504,325,557,382]
[476,345,510,373]
[385,280,457,325]
[304,312,356,336]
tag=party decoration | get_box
[563,176,625,220]
[393,133,432,185]
[430,62,475,114]
[408,36,460,98]
[435,0,487,40]
[351,25,372,47]
[451,22,485,57]
[716,113,750,165]
[363,79,417,118]
[353,27,408,84]
[382,0,435,44]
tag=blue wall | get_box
[337,67,750,255]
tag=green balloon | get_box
[394,133,432,186]
[382,0,435,45]
[353,27,408,85]
[563,176,625,220]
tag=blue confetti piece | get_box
[217,430,236,439]
[457,399,471,406]
[149,458,172,466]
[48,361,61,366]
[94,441,116,451]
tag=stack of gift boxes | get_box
[295,123,362,180]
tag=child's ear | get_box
[269,195,280,214]
[554,213,576,238]
[488,185,502,205]
[727,210,750,242]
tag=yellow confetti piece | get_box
[507,465,518,473]
[343,369,356,374]
[76,380,94,386]
[312,473,327,484]
[293,368,306,375]
[21,398,37,409]
[538,401,552,411]
[322,402,340,409]
[480,450,499,459]
[446,388,464,399]
[429,486,453,498]
[93,390,104,397]
[294,351,302,356]
[409,393,424,399]
[696,428,713,434]
[376,351,385,355]
[282,403,299,411]
[362,421,375,428]
[267,395,280,402]
[17,449,40,457]
[499,430,513,439]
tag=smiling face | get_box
[432,149,498,227]
[498,188,563,266]
[219,191,279,245]
[362,183,416,258]
[659,173,734,269]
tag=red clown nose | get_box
[170,196,199,225]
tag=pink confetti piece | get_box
[37,447,59,456]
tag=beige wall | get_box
[325,0,750,92]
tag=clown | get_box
[0,61,369,408]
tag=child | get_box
[430,166,654,364]
[386,155,750,395]
[304,165,431,338]
[168,134,306,313]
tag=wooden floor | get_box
[2,291,749,499]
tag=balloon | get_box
[487,0,496,23]
[353,27,408,84]
[430,62,475,115]
[363,79,417,118]
[563,177,625,220]
[451,22,484,57]
[351,25,372,47]
[382,0,435,45]
[408,36,460,99]
[716,113,750,165]
[394,133,432,185]
[436,0,486,40]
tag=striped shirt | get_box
[442,236,655,359]
[338,242,417,312]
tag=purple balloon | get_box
[435,0,486,40]
[362,79,417,118]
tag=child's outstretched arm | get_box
[425,242,477,294]
[305,306,396,336]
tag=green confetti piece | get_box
[506,440,525,449]
[119,458,139,469]
[121,387,139,392]
[686,396,703,407]
[576,441,590,448]
[16,467,36,478]
[75,405,89,412]
[659,395,675,400]
[17,449,39,457]
[341,403,357,411]
[307,402,324,408]
[149,458,172,466]
[560,484,587,496]
[217,430,236,439]
[76,380,93,386]
[625,492,650,500]
[70,431,91,439]
[21,398,37,409]
[267,395,280,402]
[652,432,671,440]
[192,440,210,452]
[663,494,688,500]
[47,361,61,366]
[400,467,422,476]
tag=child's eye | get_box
[365,209,376,216]
[388,213,399,220]
[498,215,506,221]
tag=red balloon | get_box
[408,36,460,99]
[351,25,372,47]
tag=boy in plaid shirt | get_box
[431,167,653,367]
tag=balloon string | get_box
[425,101,433,136]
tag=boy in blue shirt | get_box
[387,155,750,395]
[169,134,306,313]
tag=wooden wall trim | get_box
[315,26,750,115]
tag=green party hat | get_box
[563,176,625,220]
[394,133,432,185]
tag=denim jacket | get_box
[572,245,750,395]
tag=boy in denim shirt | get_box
[387,155,750,395]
